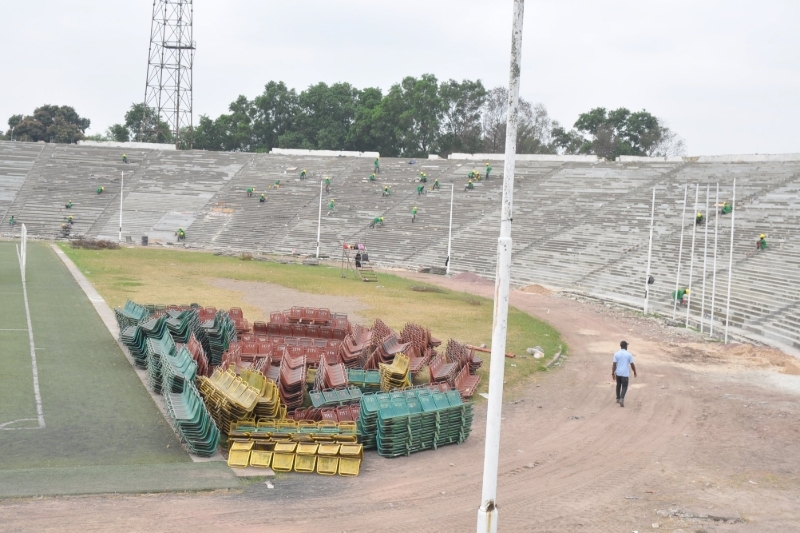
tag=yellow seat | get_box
[317,443,341,456]
[338,457,361,477]
[249,450,273,468]
[227,441,254,468]
[273,442,297,454]
[272,453,295,472]
[316,456,339,475]
[294,454,317,473]
[296,442,319,455]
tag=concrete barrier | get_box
[269,148,379,158]
[448,153,599,162]
[78,141,175,150]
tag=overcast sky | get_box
[1,0,798,155]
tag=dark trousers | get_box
[615,375,629,400]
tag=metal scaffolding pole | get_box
[685,184,699,328]
[672,184,688,320]
[447,183,454,275]
[724,178,737,343]
[644,187,655,314]
[316,179,323,258]
[700,185,710,333]
[477,1,524,531]
[710,183,720,335]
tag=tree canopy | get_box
[4,105,90,143]
[552,107,685,159]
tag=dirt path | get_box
[2,274,799,532]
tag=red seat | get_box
[306,325,320,338]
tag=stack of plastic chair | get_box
[185,332,209,377]
[357,393,381,449]
[308,387,363,410]
[165,308,201,344]
[429,351,458,386]
[240,368,285,420]
[163,380,220,457]
[278,353,307,410]
[161,346,198,394]
[201,311,237,367]
[146,330,177,394]
[120,325,149,368]
[337,324,372,369]
[364,333,411,371]
[197,368,260,433]
[379,353,411,392]
[228,307,250,334]
[454,364,481,399]
[114,300,150,332]
[314,361,349,391]
[346,369,381,393]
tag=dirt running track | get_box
[2,273,799,532]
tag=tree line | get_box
[4,74,686,159]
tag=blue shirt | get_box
[613,349,634,377]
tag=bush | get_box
[70,238,119,250]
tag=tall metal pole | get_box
[477,2,523,531]
[672,184,688,320]
[724,178,736,343]
[119,171,124,242]
[644,187,656,314]
[447,183,454,275]
[699,185,710,333]
[316,179,323,258]
[685,184,699,328]
[710,183,720,335]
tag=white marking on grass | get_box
[5,243,45,429]
[0,329,27,331]
[0,418,41,430]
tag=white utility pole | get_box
[700,185,710,333]
[644,187,656,314]
[119,171,124,242]
[724,178,737,343]
[710,183,720,335]
[685,184,699,328]
[477,1,524,531]
[672,184,688,320]
[447,183,454,275]
[316,179,323,258]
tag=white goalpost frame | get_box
[672,184,688,320]
[699,184,710,333]
[316,178,323,259]
[119,171,124,242]
[644,187,655,314]
[446,183,454,275]
[724,178,737,343]
[477,0,524,530]
[710,183,720,335]
[685,184,700,328]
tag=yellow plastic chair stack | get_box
[227,441,254,468]
[197,368,260,432]
[240,369,284,419]
[379,353,411,392]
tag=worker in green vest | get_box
[246,187,254,197]
[416,184,425,196]
[96,186,104,194]
[328,199,335,213]
[8,215,15,226]
[369,216,384,228]
[382,185,391,197]
[325,177,331,193]
[671,287,689,306]
[432,179,440,190]
[720,201,732,214]
[468,169,476,180]
[474,169,482,181]
[419,172,427,183]
[122,154,128,164]
[65,200,73,209]
[756,234,767,251]
[411,206,418,223]
[485,163,492,179]
[464,179,474,191]
[300,169,307,180]
[369,173,376,182]
[374,157,380,173]
[176,228,186,241]
[695,212,704,225]
[65,215,73,225]
[259,193,266,203]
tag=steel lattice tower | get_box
[141,0,195,149]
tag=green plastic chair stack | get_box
[120,325,148,368]
[309,386,363,409]
[162,346,198,394]
[202,311,237,366]
[165,309,201,344]
[144,322,176,394]
[114,300,150,332]
[164,380,220,457]
[346,369,382,393]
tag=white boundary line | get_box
[1,242,45,430]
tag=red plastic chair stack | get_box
[278,352,307,410]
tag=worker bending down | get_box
[176,227,186,241]
[369,216,384,228]
[756,234,767,251]
[695,212,704,225]
[382,185,391,197]
[671,287,690,307]
[464,180,474,191]
[411,206,418,223]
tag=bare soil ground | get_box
[2,273,799,532]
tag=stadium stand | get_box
[0,140,797,351]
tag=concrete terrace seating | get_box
[1,139,798,351]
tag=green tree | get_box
[554,107,685,158]
[251,81,300,151]
[125,103,172,144]
[438,79,487,156]
[376,74,443,157]
[481,87,555,154]
[345,87,384,152]
[296,82,359,150]
[106,124,130,142]
[5,105,90,143]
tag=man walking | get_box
[612,340,636,407]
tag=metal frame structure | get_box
[142,0,195,149]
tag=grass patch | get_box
[60,245,565,393]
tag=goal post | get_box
[17,223,27,282]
